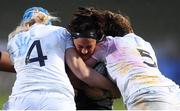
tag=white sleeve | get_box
[58,28,74,49]
[92,41,108,62]
[64,29,74,49]
[66,37,74,49]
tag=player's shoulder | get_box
[49,25,70,35]
[115,33,146,45]
[8,31,28,45]
[123,33,145,41]
[47,25,67,31]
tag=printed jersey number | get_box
[137,49,157,67]
[25,40,47,66]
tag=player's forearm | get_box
[83,69,121,98]
[85,59,121,98]
[65,48,117,91]
[0,51,15,72]
[66,64,88,90]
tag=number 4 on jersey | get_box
[25,40,47,66]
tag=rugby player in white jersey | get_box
[2,7,77,110]
[67,8,180,110]
[0,7,118,110]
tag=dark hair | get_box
[68,7,105,42]
[103,10,134,37]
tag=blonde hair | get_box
[8,11,59,40]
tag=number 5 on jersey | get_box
[137,49,157,67]
[25,40,47,66]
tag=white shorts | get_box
[3,90,76,110]
[125,85,180,110]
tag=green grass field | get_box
[0,95,126,110]
[0,94,8,109]
[113,98,126,110]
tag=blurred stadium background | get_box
[0,0,180,110]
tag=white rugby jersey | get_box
[7,23,74,98]
[92,33,176,101]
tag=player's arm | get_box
[66,63,88,90]
[85,59,121,98]
[65,48,120,97]
[67,61,121,99]
[84,63,121,99]
[85,56,98,67]
[0,51,15,72]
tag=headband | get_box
[22,7,52,25]
[71,30,104,42]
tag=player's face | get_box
[73,37,97,60]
